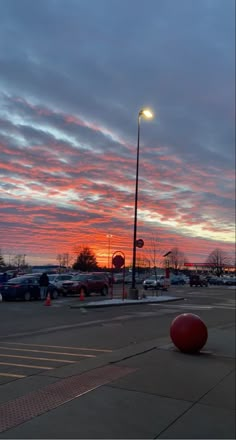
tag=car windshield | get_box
[72,274,89,281]
[150,275,162,280]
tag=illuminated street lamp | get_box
[106,234,113,269]
[129,108,154,299]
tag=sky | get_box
[0,0,235,267]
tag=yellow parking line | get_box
[0,347,96,358]
[0,354,75,363]
[0,361,53,369]
[2,342,112,353]
[0,372,26,378]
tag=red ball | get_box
[170,313,208,353]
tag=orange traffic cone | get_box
[44,293,51,306]
[79,289,85,301]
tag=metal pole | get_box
[107,234,112,269]
[131,113,141,290]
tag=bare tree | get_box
[56,254,63,267]
[169,247,186,271]
[12,254,26,269]
[206,248,232,276]
[56,253,73,269]
[0,249,5,268]
[144,234,164,276]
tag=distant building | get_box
[31,265,66,273]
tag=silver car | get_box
[143,275,165,290]
[48,274,73,292]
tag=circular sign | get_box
[136,239,144,248]
[112,254,125,269]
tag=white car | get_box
[48,274,73,292]
[143,275,165,290]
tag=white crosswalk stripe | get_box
[0,342,112,381]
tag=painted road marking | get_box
[151,303,235,310]
[172,304,212,310]
[0,343,113,379]
[2,342,112,353]
[0,362,53,369]
[150,304,212,310]
[0,347,96,358]
[0,373,26,378]
[0,354,75,363]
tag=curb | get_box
[70,296,184,309]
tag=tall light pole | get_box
[106,234,113,269]
[129,108,153,299]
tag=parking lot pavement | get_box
[0,323,234,439]
[0,287,235,438]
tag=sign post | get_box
[111,251,126,300]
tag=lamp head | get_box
[139,108,153,119]
[163,251,172,257]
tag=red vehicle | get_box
[62,273,109,297]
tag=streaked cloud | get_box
[0,0,235,265]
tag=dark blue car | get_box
[1,275,59,301]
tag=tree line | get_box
[1,247,234,276]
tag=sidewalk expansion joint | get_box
[0,364,136,434]
[109,346,157,364]
[106,383,193,404]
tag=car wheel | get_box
[101,285,108,296]
[143,286,147,290]
[51,289,58,300]
[24,292,31,301]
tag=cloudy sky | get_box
[0,0,235,267]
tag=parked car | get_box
[222,276,236,286]
[170,275,186,285]
[96,272,114,287]
[0,272,9,293]
[143,275,165,290]
[190,275,208,287]
[207,276,224,285]
[48,273,73,293]
[124,274,144,284]
[62,273,109,296]
[1,275,59,301]
[113,273,125,283]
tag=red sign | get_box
[184,262,215,267]
[112,255,125,269]
[136,239,144,248]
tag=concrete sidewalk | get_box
[0,324,235,439]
